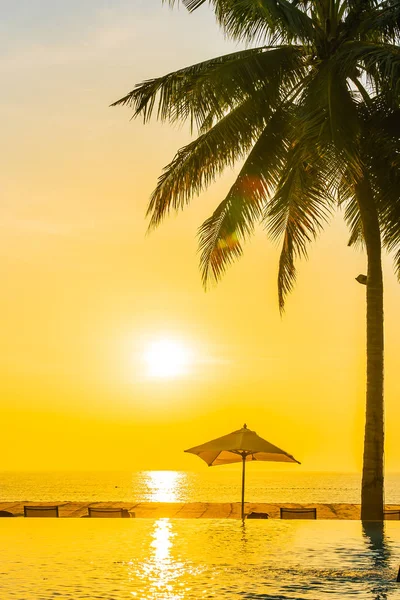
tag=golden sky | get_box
[1,0,399,473]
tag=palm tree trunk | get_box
[356,177,384,521]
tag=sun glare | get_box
[144,339,191,378]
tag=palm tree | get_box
[113,0,400,520]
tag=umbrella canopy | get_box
[185,424,300,519]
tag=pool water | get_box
[1,519,400,599]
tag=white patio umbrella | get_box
[185,424,300,519]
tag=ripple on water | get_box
[0,520,399,599]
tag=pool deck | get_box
[1,501,400,519]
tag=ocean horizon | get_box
[2,470,400,505]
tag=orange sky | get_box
[1,1,399,473]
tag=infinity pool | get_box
[1,519,400,599]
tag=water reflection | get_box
[362,521,391,600]
[240,519,249,548]
[151,518,173,562]
[144,470,185,502]
[140,518,185,600]
[4,518,400,599]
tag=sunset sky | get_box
[1,0,399,473]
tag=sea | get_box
[1,470,400,504]
[3,471,400,599]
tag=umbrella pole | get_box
[241,454,246,520]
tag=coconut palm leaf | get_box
[168,0,317,44]
[112,46,304,132]
[394,249,400,281]
[373,165,400,280]
[265,145,336,311]
[198,107,290,286]
[345,194,364,248]
[357,0,400,42]
[146,88,274,228]
[335,41,400,93]
[360,99,400,277]
[295,61,362,174]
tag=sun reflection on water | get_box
[144,470,185,502]
[151,518,173,562]
[138,518,186,600]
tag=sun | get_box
[144,339,192,378]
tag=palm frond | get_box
[265,145,336,311]
[337,164,365,247]
[346,194,365,248]
[339,0,383,41]
[146,87,276,229]
[112,46,304,132]
[360,97,400,272]
[376,174,400,277]
[356,0,400,43]
[394,248,400,281]
[167,0,317,44]
[296,61,362,176]
[198,108,290,286]
[336,41,400,95]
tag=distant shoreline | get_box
[2,501,400,519]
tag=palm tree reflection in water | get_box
[362,521,392,600]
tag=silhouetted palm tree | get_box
[113,0,400,520]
